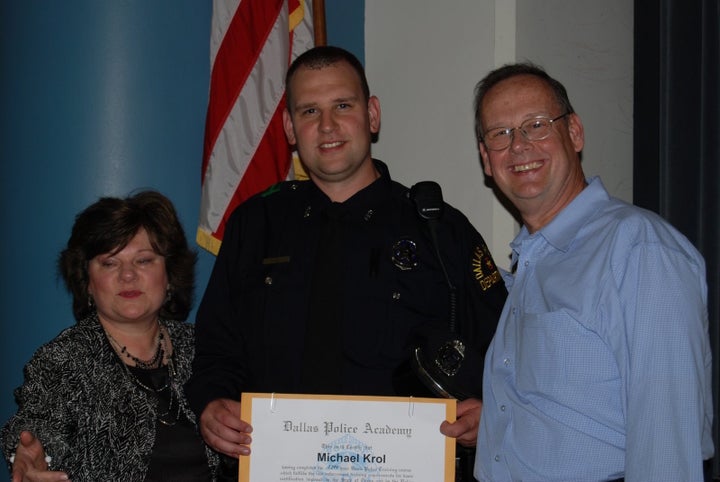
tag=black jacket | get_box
[3,315,218,481]
[187,160,506,414]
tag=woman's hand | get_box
[10,431,70,482]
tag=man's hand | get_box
[199,398,253,458]
[439,398,482,447]
[11,431,69,482]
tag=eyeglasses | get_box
[481,113,569,151]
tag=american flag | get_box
[197,0,315,254]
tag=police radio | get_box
[408,181,482,401]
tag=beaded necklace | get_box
[128,359,180,426]
[105,323,180,425]
[106,323,166,369]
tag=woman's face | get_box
[87,228,168,328]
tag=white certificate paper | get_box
[239,393,456,482]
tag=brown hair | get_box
[285,45,370,111]
[59,190,197,321]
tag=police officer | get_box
[186,45,507,481]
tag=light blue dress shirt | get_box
[475,177,713,482]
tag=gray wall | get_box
[365,0,633,266]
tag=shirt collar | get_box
[513,176,610,253]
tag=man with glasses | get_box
[472,63,713,481]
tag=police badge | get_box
[391,238,418,271]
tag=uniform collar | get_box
[306,159,393,217]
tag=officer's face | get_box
[478,75,585,231]
[283,61,381,200]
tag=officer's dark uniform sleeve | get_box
[185,206,251,417]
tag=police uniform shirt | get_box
[187,160,507,413]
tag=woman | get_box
[2,191,218,481]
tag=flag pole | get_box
[312,0,326,46]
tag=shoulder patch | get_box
[472,244,502,291]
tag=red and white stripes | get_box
[198,0,313,254]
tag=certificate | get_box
[239,393,456,482]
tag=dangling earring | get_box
[88,295,95,309]
[165,285,173,303]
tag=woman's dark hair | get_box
[59,190,197,321]
[473,62,575,142]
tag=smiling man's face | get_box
[479,74,586,231]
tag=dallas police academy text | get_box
[283,420,413,438]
